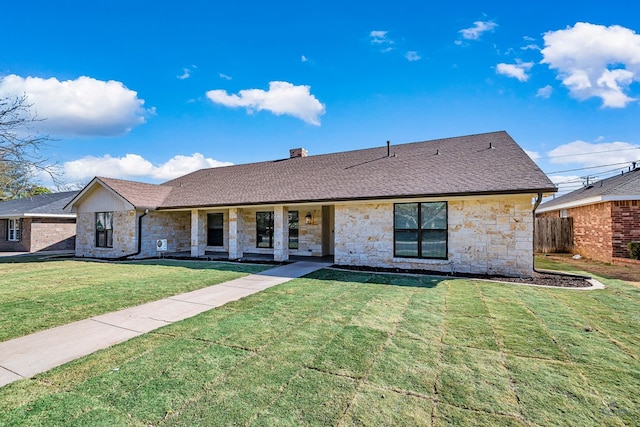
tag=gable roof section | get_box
[65,177,173,211]
[159,131,555,209]
[0,191,78,218]
[538,167,640,213]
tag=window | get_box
[256,212,274,248]
[207,213,224,246]
[289,211,299,249]
[394,202,447,259]
[95,212,114,248]
[7,219,20,241]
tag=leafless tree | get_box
[0,94,60,199]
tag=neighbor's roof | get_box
[0,191,78,218]
[69,131,557,211]
[538,167,640,213]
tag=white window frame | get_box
[7,218,21,241]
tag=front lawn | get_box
[1,264,639,426]
[0,258,269,342]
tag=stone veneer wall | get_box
[76,210,191,259]
[140,211,191,257]
[334,195,535,277]
[75,211,137,258]
[240,207,323,256]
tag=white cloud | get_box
[459,21,497,41]
[525,150,541,161]
[206,81,326,125]
[496,62,534,82]
[541,22,640,108]
[521,44,540,51]
[301,55,308,62]
[177,68,191,80]
[219,73,232,80]
[536,85,553,98]
[405,51,421,62]
[369,30,390,44]
[0,74,151,136]
[63,153,233,182]
[369,30,394,52]
[547,140,640,167]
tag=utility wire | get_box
[544,160,639,175]
[535,145,640,160]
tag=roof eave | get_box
[538,194,640,213]
[157,188,557,211]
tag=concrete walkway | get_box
[0,261,330,388]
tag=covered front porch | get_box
[173,204,335,262]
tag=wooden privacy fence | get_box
[535,217,574,253]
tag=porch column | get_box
[190,209,205,257]
[273,205,289,262]
[228,208,243,259]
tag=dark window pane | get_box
[288,211,299,249]
[395,231,419,257]
[394,203,419,229]
[421,202,447,229]
[421,230,447,258]
[207,213,224,246]
[256,212,274,248]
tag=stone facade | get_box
[334,196,535,277]
[75,210,191,259]
[0,217,75,252]
[239,206,323,257]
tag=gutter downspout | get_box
[114,209,148,261]
[532,192,543,274]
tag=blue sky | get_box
[2,1,639,195]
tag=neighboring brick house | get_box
[65,131,556,277]
[537,167,640,262]
[0,191,78,252]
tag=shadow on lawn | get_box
[305,268,446,289]
[0,254,267,273]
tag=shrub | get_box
[628,242,640,260]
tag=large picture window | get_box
[394,202,447,259]
[256,212,274,248]
[207,213,224,246]
[288,211,299,249]
[7,219,20,241]
[95,212,114,248]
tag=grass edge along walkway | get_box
[0,261,330,388]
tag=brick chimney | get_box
[289,148,308,158]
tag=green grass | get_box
[0,258,269,341]
[1,262,639,426]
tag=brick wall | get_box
[0,218,30,252]
[612,200,640,259]
[567,203,613,262]
[30,218,76,251]
[334,195,535,277]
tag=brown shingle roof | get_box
[158,131,555,209]
[75,131,556,210]
[97,177,173,209]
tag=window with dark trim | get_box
[95,212,114,248]
[256,211,274,248]
[207,213,224,246]
[288,211,299,249]
[7,218,20,241]
[394,202,447,259]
